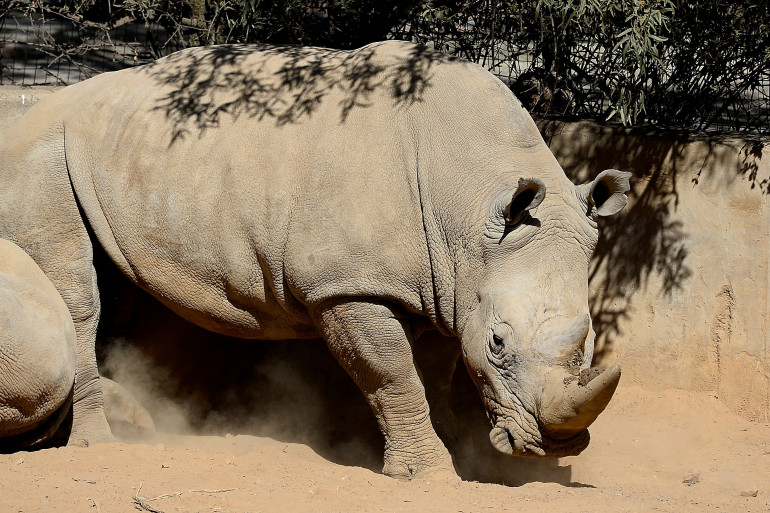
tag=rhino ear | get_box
[577,169,632,217]
[506,178,546,225]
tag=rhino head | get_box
[454,168,631,457]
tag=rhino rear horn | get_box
[578,169,632,217]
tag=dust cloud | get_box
[95,278,572,485]
[96,283,382,471]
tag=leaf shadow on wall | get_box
[538,121,769,362]
[540,122,693,362]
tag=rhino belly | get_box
[68,137,316,340]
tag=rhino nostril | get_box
[507,429,520,452]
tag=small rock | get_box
[740,490,758,497]
[682,472,701,486]
[14,458,23,465]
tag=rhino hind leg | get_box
[65,273,115,446]
[317,300,456,480]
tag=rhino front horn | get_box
[538,362,621,439]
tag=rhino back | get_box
[55,42,436,339]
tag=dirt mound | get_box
[3,272,767,511]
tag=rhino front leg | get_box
[316,300,455,479]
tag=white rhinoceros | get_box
[0,41,629,478]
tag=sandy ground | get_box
[2,385,769,513]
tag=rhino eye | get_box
[490,334,505,355]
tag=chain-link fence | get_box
[1,8,182,85]
[2,5,768,134]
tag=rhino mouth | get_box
[487,363,621,458]
[489,423,590,458]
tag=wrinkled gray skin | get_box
[0,238,76,450]
[0,41,629,478]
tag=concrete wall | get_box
[1,86,768,421]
